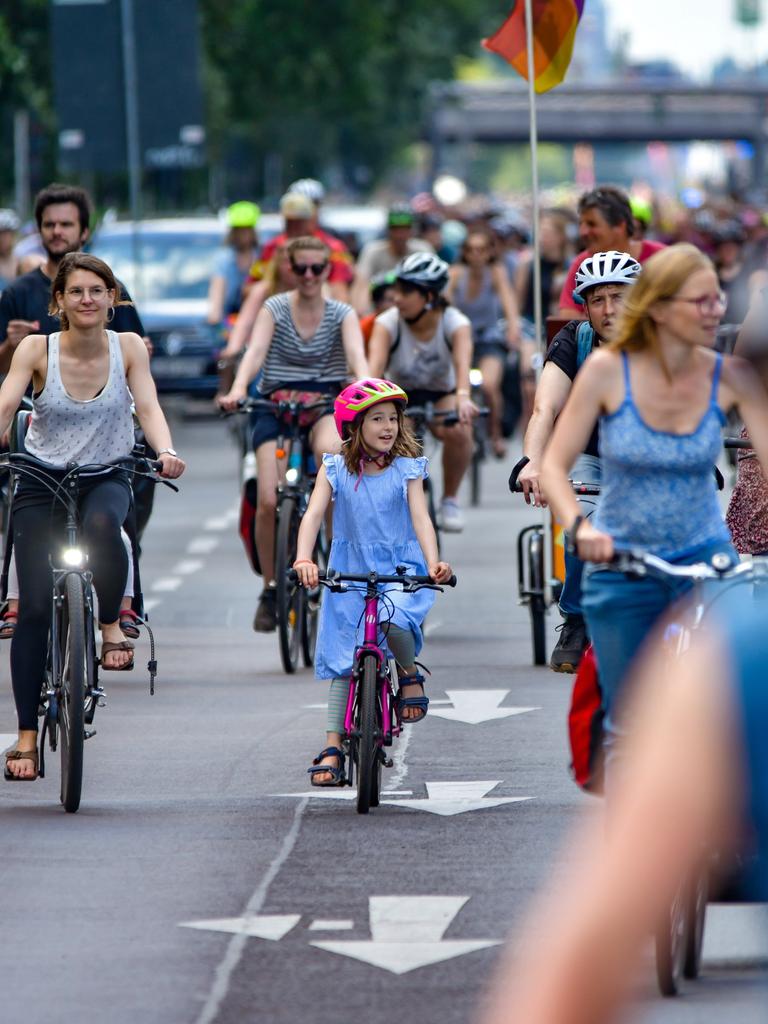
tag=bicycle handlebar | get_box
[288,567,457,589]
[724,436,752,450]
[0,451,179,492]
[509,476,601,497]
[220,395,335,418]
[601,548,759,583]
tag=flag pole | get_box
[523,0,544,370]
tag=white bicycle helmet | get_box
[394,251,449,293]
[572,250,641,302]
[287,178,326,204]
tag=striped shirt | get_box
[259,292,353,395]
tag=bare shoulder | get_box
[16,333,47,366]
[581,345,622,380]
[117,331,149,367]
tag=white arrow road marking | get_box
[428,689,541,725]
[309,920,354,931]
[312,896,499,974]
[382,780,532,816]
[180,915,300,941]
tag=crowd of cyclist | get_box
[3,173,768,1014]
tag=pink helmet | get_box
[333,378,408,439]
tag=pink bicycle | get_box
[291,565,456,814]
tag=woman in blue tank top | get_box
[540,243,768,763]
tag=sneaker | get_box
[440,498,465,533]
[549,615,587,673]
[253,586,277,632]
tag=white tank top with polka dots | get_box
[25,330,135,470]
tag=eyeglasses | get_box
[667,291,727,315]
[290,261,328,277]
[65,286,108,300]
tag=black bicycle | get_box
[0,451,176,812]
[228,396,331,673]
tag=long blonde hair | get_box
[608,243,716,378]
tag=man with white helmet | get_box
[351,203,434,315]
[513,250,642,672]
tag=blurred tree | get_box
[199,0,501,195]
[0,3,54,206]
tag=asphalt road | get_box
[0,405,765,1024]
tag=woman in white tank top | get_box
[0,252,185,781]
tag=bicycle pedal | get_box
[84,729,97,740]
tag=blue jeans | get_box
[559,454,601,618]
[582,538,736,755]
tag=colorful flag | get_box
[483,1,585,94]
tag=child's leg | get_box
[310,677,348,784]
[387,624,426,721]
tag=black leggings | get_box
[11,477,131,731]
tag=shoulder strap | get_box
[575,321,595,370]
[390,318,402,355]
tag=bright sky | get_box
[605,1,768,79]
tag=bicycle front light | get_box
[469,368,483,387]
[62,547,84,567]
[285,467,299,484]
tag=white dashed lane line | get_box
[173,560,204,576]
[150,578,182,593]
[187,536,220,555]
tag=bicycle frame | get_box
[342,589,400,744]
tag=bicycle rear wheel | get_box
[355,655,378,815]
[470,417,486,508]
[683,867,707,980]
[59,573,86,813]
[275,495,303,673]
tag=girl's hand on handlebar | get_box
[217,385,246,412]
[293,559,318,588]
[429,560,453,584]
[575,521,614,563]
[158,452,186,479]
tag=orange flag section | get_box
[483,0,585,94]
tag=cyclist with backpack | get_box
[368,252,475,533]
[540,243,768,778]
[514,251,642,672]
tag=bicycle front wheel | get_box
[276,496,303,673]
[355,655,378,815]
[59,573,86,813]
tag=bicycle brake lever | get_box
[159,479,180,492]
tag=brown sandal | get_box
[4,746,39,781]
[101,639,135,671]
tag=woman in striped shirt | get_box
[220,236,368,630]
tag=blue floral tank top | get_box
[592,351,729,559]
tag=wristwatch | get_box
[565,514,585,555]
[157,448,178,457]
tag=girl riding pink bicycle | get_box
[293,378,452,786]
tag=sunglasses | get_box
[291,261,328,277]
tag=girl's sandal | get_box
[119,608,141,639]
[0,610,17,639]
[307,746,346,787]
[396,672,430,723]
[4,746,39,781]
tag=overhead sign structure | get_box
[51,0,205,175]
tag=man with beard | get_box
[0,183,144,373]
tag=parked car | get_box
[88,217,227,396]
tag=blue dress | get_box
[314,454,436,679]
